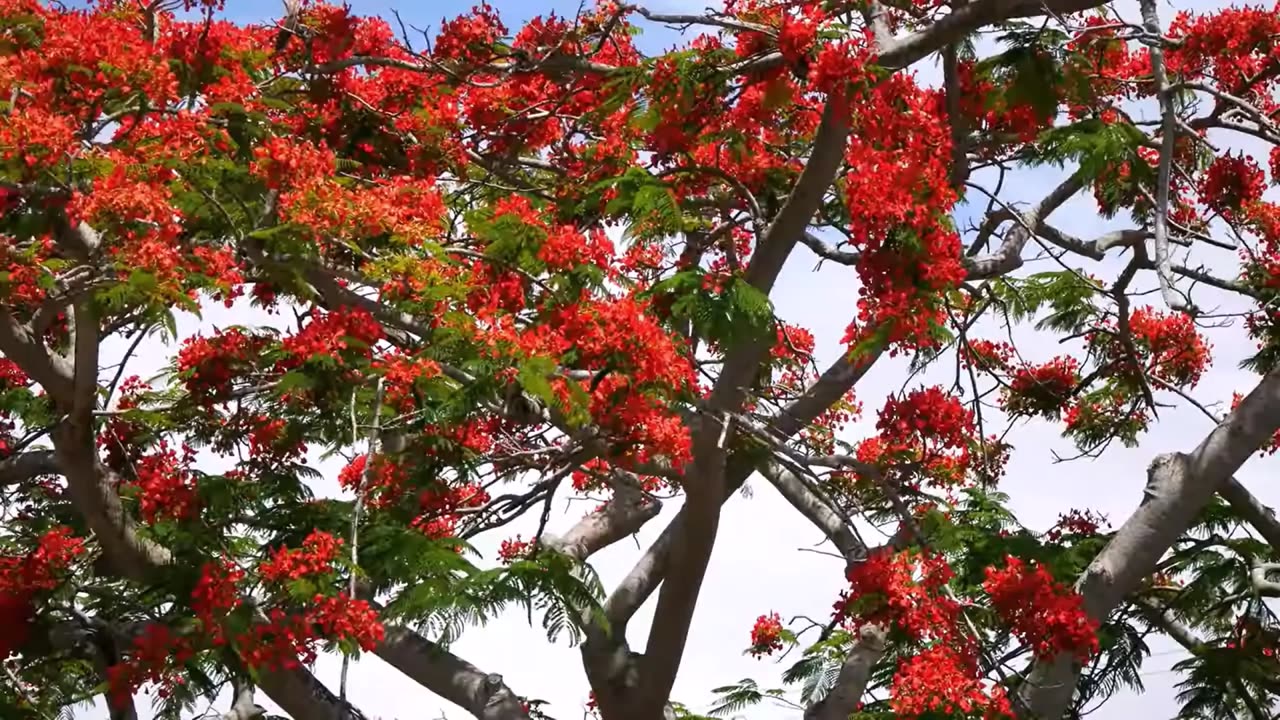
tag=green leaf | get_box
[276,370,316,393]
[517,356,558,407]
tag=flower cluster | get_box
[864,386,976,488]
[130,443,200,524]
[0,528,85,658]
[890,644,1014,718]
[191,560,244,642]
[838,75,967,353]
[176,328,267,404]
[748,612,785,657]
[835,548,961,643]
[260,530,343,584]
[498,536,531,563]
[277,307,386,372]
[1045,509,1109,541]
[1200,153,1266,218]
[982,556,1100,661]
[1002,357,1081,419]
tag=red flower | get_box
[983,556,1100,662]
[748,612,785,657]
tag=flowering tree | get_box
[3,0,1280,718]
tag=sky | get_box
[73,0,1273,718]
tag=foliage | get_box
[0,1,1277,720]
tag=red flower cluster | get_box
[890,644,1014,719]
[250,136,337,191]
[1088,306,1211,389]
[278,307,386,372]
[376,352,444,413]
[411,481,490,541]
[0,358,29,391]
[1046,509,1109,541]
[260,530,343,584]
[232,597,384,672]
[105,623,195,709]
[1002,357,1081,419]
[308,593,386,651]
[433,2,507,64]
[338,453,409,509]
[1126,307,1212,387]
[962,339,1014,372]
[835,548,961,643]
[1200,154,1266,217]
[1168,4,1280,97]
[191,560,244,642]
[0,527,85,657]
[130,443,200,524]
[955,59,1058,143]
[838,75,967,353]
[498,536,531,563]
[867,386,976,488]
[982,556,1100,662]
[748,612,785,657]
[176,328,267,404]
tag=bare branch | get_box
[545,489,662,562]
[1249,562,1280,596]
[1219,477,1280,554]
[1140,0,1195,314]
[758,462,866,566]
[0,449,59,486]
[221,683,266,720]
[0,311,74,407]
[1131,595,1204,654]
[374,623,529,720]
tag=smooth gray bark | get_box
[1017,369,1280,718]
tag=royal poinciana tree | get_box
[3,0,1280,718]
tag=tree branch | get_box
[803,625,888,720]
[1249,562,1280,596]
[545,489,662,562]
[758,461,866,565]
[1140,0,1194,314]
[1219,477,1280,553]
[373,623,529,720]
[0,449,59,485]
[0,311,74,408]
[1016,368,1280,719]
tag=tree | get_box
[2,0,1280,718]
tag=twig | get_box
[341,376,385,714]
[1140,0,1194,315]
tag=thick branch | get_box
[803,625,888,720]
[634,421,728,713]
[877,0,1110,71]
[221,684,265,720]
[758,462,865,565]
[51,427,174,581]
[0,312,74,407]
[1016,368,1280,719]
[374,624,529,720]
[545,490,662,562]
[1219,477,1280,553]
[0,449,59,485]
[745,100,850,296]
[1249,562,1280,596]
[254,665,369,720]
[1132,595,1204,653]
